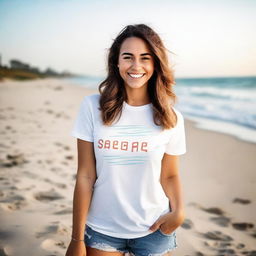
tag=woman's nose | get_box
[131,59,142,69]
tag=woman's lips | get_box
[128,73,145,78]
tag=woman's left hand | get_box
[149,210,185,235]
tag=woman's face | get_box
[118,37,154,90]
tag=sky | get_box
[0,0,255,78]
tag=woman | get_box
[66,24,186,256]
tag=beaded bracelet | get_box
[71,236,84,242]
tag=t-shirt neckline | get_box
[123,101,152,111]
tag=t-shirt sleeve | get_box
[165,110,187,155]
[70,96,94,142]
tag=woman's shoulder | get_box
[81,93,100,109]
[83,93,100,103]
[170,106,184,128]
[79,93,100,114]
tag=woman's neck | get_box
[125,86,150,106]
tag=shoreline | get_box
[0,78,255,256]
[184,115,256,146]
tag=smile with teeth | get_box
[128,73,145,78]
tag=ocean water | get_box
[65,76,256,144]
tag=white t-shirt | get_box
[70,93,186,239]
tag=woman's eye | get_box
[122,56,151,60]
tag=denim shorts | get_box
[84,224,177,256]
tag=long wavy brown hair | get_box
[98,24,178,129]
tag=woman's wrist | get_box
[172,209,185,224]
[71,236,84,242]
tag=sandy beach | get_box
[0,78,255,256]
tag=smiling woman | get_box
[66,24,186,256]
[98,24,177,128]
[117,37,154,93]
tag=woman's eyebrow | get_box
[121,52,152,56]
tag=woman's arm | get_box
[149,154,185,233]
[160,154,185,214]
[72,139,97,239]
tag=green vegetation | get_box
[0,58,74,81]
[0,67,44,80]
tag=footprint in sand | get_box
[195,251,204,256]
[0,194,27,211]
[54,86,63,90]
[46,109,54,114]
[232,222,254,231]
[181,218,193,229]
[0,143,9,149]
[36,223,68,238]
[250,230,256,238]
[55,112,62,118]
[210,216,231,227]
[233,198,251,205]
[34,189,64,202]
[44,101,51,105]
[0,153,29,168]
[203,238,249,256]
[0,194,25,203]
[236,243,245,249]
[197,205,234,229]
[23,170,38,179]
[204,240,232,249]
[50,167,63,174]
[38,223,68,252]
[56,111,70,119]
[0,231,18,254]
[54,142,71,151]
[54,142,63,147]
[63,145,70,151]
[0,230,16,240]
[45,159,53,164]
[43,178,67,189]
[241,250,256,255]
[217,248,236,254]
[65,155,73,160]
[3,200,27,211]
[201,207,225,216]
[54,208,72,215]
[200,230,233,241]
[41,238,67,251]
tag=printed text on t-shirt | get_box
[98,139,148,152]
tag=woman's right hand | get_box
[65,240,86,256]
